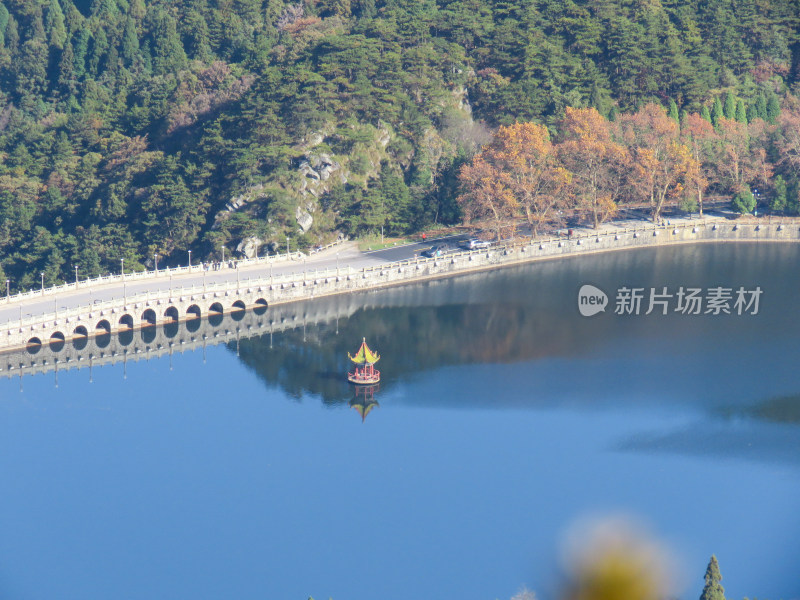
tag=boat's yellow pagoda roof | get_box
[349,338,380,364]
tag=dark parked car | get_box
[421,244,448,258]
[457,238,492,250]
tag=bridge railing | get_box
[0,242,330,305]
[1,219,787,305]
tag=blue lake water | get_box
[1,243,799,600]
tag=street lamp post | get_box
[188,250,192,271]
[221,245,225,264]
[40,272,44,295]
[120,258,124,280]
[286,237,290,259]
[336,252,339,278]
[5,279,9,303]
[74,265,79,289]
[154,254,158,273]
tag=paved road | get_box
[0,233,471,325]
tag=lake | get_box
[1,243,798,600]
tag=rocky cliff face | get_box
[214,85,476,249]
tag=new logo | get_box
[578,284,608,317]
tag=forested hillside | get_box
[1,0,799,291]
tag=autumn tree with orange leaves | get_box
[774,96,800,180]
[714,117,773,197]
[457,155,517,241]
[458,122,573,238]
[681,113,718,216]
[557,107,628,229]
[619,103,697,223]
[484,123,571,235]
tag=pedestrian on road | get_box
[422,233,426,242]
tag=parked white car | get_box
[458,238,492,250]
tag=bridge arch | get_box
[26,337,42,354]
[72,325,88,351]
[49,331,66,352]
[96,319,111,334]
[142,308,157,326]
[254,298,268,315]
[165,306,179,322]
[119,314,134,329]
[231,300,246,322]
[209,302,224,314]
[187,304,201,319]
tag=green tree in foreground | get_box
[771,175,787,212]
[700,555,726,600]
[732,189,756,214]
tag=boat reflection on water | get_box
[350,384,380,422]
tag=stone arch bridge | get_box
[3,218,799,356]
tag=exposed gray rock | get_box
[298,151,342,196]
[236,236,263,259]
[308,131,324,147]
[377,127,391,148]
[299,160,320,180]
[296,207,313,232]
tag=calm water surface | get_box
[1,243,799,600]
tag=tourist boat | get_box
[348,338,381,384]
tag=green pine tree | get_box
[56,38,76,97]
[700,554,725,600]
[765,92,780,123]
[72,27,90,78]
[4,13,18,56]
[150,9,187,75]
[754,94,768,120]
[0,4,9,36]
[735,99,747,123]
[45,0,67,50]
[732,190,756,214]
[711,97,724,126]
[723,92,736,120]
[120,14,139,66]
[746,103,758,122]
[771,175,787,212]
[701,105,712,123]
[700,555,726,600]
[668,98,679,122]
